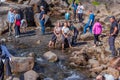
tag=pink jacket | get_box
[92,22,102,35]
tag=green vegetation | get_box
[69,0,80,4]
[91,1,100,6]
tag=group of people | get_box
[7,8,27,38]
[48,21,78,50]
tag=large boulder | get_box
[43,51,58,62]
[11,57,34,73]
[24,70,39,80]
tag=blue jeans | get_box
[40,20,45,34]
[83,23,92,34]
[0,57,12,80]
[109,36,116,56]
[14,26,20,36]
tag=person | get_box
[118,18,120,33]
[39,6,46,35]
[83,10,95,34]
[48,21,62,48]
[92,19,102,47]
[14,10,21,38]
[0,43,13,80]
[62,21,72,50]
[7,8,15,36]
[65,10,70,20]
[72,1,78,21]
[96,75,105,80]
[68,21,79,45]
[76,2,84,23]
[20,19,28,33]
[109,16,118,57]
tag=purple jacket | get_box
[92,22,102,35]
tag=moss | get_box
[92,1,100,6]
[69,0,81,4]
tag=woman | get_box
[62,21,72,50]
[48,21,62,48]
[76,2,84,23]
[92,19,102,47]
[14,10,21,38]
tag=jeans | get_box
[0,57,12,80]
[78,13,83,22]
[72,31,78,44]
[94,34,100,44]
[109,36,116,56]
[83,23,93,34]
[14,26,20,36]
[40,20,45,35]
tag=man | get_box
[39,6,46,35]
[72,1,78,21]
[0,43,13,80]
[109,16,118,57]
[7,8,15,36]
[83,10,95,34]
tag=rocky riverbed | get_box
[0,0,120,80]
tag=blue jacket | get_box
[87,13,95,25]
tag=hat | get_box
[109,16,116,20]
[40,6,44,9]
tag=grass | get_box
[69,0,80,4]
[91,1,100,6]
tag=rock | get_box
[0,38,6,42]
[24,70,39,80]
[90,65,107,73]
[88,59,100,68]
[101,67,120,79]
[43,51,57,62]
[80,33,94,41]
[6,77,20,80]
[36,40,41,44]
[44,78,53,80]
[11,57,34,73]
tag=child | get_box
[20,19,27,33]
[48,21,62,48]
[62,21,72,50]
[65,10,70,20]
[92,19,102,47]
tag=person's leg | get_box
[94,34,97,45]
[40,20,45,35]
[78,13,80,22]
[62,35,65,50]
[4,57,12,77]
[73,11,76,21]
[89,25,93,33]
[8,23,12,36]
[14,26,17,36]
[67,36,72,48]
[83,23,89,34]
[109,36,116,56]
[18,26,20,35]
[0,58,4,80]
[80,13,83,22]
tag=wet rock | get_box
[44,78,53,80]
[24,70,39,80]
[11,57,34,73]
[43,51,57,62]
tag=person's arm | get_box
[41,13,45,21]
[1,45,12,60]
[53,27,57,36]
[110,26,118,36]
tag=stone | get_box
[36,40,41,44]
[80,33,94,41]
[6,77,20,80]
[88,59,100,68]
[24,70,39,80]
[101,67,120,79]
[43,51,57,62]
[11,57,34,73]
